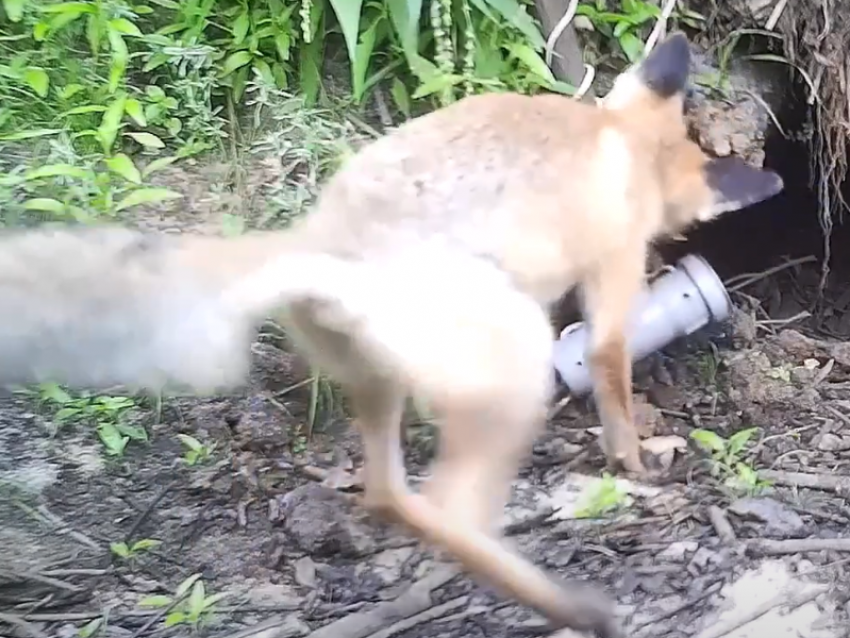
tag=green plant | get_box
[177,434,216,466]
[29,382,147,456]
[577,1,705,67]
[690,427,770,494]
[139,573,227,629]
[577,0,660,63]
[110,537,162,561]
[574,472,630,518]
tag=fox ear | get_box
[637,32,691,98]
[701,156,785,219]
[603,32,691,108]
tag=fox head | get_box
[602,31,784,236]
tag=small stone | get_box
[816,433,850,452]
[658,540,699,561]
[294,556,318,588]
[279,483,378,557]
[729,497,807,538]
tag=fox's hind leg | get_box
[581,243,647,475]
[284,302,410,520]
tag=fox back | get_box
[287,32,782,309]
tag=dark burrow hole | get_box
[660,73,837,311]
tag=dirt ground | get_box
[3,147,850,638]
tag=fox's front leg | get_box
[581,244,647,475]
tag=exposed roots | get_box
[776,1,850,283]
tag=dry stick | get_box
[304,566,459,638]
[630,578,725,634]
[723,255,817,292]
[765,0,789,30]
[749,538,850,556]
[122,479,177,545]
[365,596,469,638]
[692,583,829,638]
[0,612,50,638]
[707,506,736,544]
[759,468,850,494]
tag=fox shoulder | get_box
[603,31,784,235]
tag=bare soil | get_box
[2,159,850,638]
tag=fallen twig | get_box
[724,256,817,292]
[0,612,50,638]
[631,578,725,634]
[707,506,736,544]
[303,565,459,638]
[123,479,177,545]
[693,583,828,638]
[365,595,469,638]
[748,538,850,556]
[760,469,850,495]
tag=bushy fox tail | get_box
[0,225,358,394]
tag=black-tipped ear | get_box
[704,156,785,215]
[638,32,691,98]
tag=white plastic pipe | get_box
[553,254,731,396]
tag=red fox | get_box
[0,32,782,637]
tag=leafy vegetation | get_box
[690,427,771,495]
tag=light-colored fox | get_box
[0,33,782,638]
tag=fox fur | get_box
[0,33,783,638]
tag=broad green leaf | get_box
[505,43,555,84]
[3,0,25,23]
[33,20,49,40]
[85,12,102,55]
[469,0,545,49]
[115,187,182,211]
[411,73,463,100]
[188,580,205,615]
[175,573,203,598]
[124,131,164,149]
[351,14,383,103]
[0,127,60,140]
[139,595,172,608]
[142,155,178,177]
[689,429,725,453]
[386,0,422,59]
[23,197,65,213]
[61,105,107,117]
[39,2,93,13]
[105,153,141,184]
[728,427,759,456]
[618,31,644,63]
[97,422,128,455]
[107,28,128,93]
[108,17,142,36]
[131,538,161,551]
[389,77,410,118]
[110,541,130,557]
[251,58,275,87]
[22,67,49,97]
[232,10,249,45]
[123,98,146,126]
[58,83,84,99]
[327,0,363,68]
[201,591,228,609]
[97,92,127,154]
[220,50,252,77]
[25,163,88,180]
[164,611,186,628]
[176,433,204,451]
